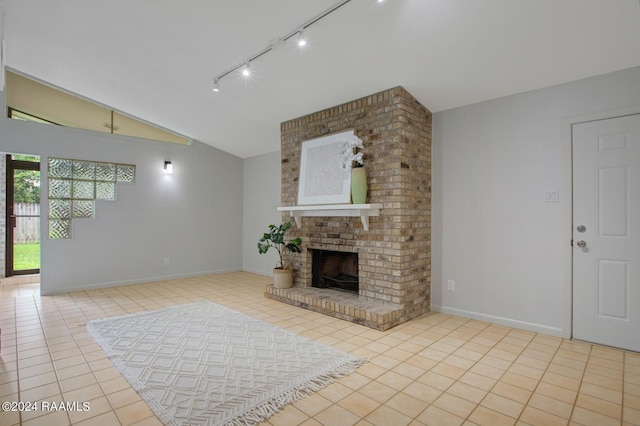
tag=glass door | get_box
[6,154,41,276]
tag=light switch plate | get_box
[544,190,559,202]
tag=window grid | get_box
[47,157,135,239]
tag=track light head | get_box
[297,30,307,47]
[211,0,354,94]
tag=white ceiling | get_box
[3,0,640,158]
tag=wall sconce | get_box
[164,161,173,174]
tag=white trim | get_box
[241,267,273,277]
[278,204,382,231]
[561,104,640,340]
[40,267,242,295]
[431,304,564,337]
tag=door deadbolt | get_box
[576,225,586,233]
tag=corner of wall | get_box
[0,154,5,278]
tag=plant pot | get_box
[273,268,293,289]
[351,167,367,204]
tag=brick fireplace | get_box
[264,86,431,330]
[311,249,359,293]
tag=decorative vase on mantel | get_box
[351,166,367,204]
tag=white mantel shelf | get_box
[277,204,383,231]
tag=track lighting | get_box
[211,0,358,93]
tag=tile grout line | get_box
[13,296,22,426]
[513,335,568,424]
[567,343,593,424]
[306,312,462,424]
[5,274,637,426]
[68,290,139,424]
[52,286,151,424]
[621,351,625,424]
[461,326,535,424]
[404,316,500,423]
[410,315,487,422]
[621,350,627,425]
[31,292,73,426]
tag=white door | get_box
[573,114,640,352]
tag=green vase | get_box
[351,167,367,204]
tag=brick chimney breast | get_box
[267,86,432,330]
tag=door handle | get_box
[576,240,587,248]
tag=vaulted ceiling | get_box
[3,0,640,158]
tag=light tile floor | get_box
[0,272,639,426]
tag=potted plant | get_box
[257,222,302,288]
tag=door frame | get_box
[5,154,41,276]
[562,105,640,340]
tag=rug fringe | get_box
[225,359,367,426]
[87,301,368,426]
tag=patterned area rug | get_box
[87,300,365,425]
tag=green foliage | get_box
[13,154,40,162]
[257,222,302,269]
[13,169,41,203]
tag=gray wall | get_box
[239,66,640,338]
[242,151,282,276]
[5,65,640,337]
[0,117,243,294]
[432,66,640,336]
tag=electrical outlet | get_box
[447,280,455,291]
[164,257,170,266]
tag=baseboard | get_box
[240,267,272,277]
[430,304,564,337]
[41,267,243,295]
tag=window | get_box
[6,71,190,145]
[9,108,58,125]
[48,157,136,239]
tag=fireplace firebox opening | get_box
[311,249,358,294]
